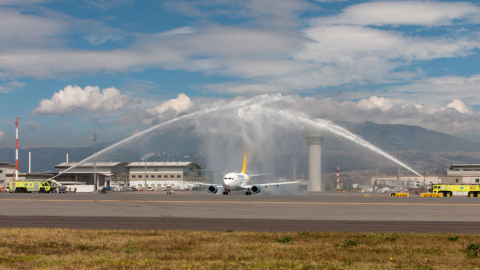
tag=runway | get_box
[1,192,479,232]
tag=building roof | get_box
[55,162,128,168]
[0,162,15,167]
[450,164,480,168]
[126,162,202,169]
[6,173,54,176]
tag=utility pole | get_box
[144,142,148,191]
[14,117,20,180]
[397,143,402,182]
[93,133,97,192]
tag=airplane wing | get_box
[249,173,273,177]
[180,181,224,188]
[243,181,300,189]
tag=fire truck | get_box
[431,184,480,197]
[9,179,66,193]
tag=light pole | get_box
[144,142,148,191]
[93,133,98,192]
[397,143,402,181]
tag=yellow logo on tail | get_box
[242,150,246,174]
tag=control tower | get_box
[303,122,325,192]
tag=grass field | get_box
[0,228,479,269]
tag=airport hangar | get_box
[53,161,203,190]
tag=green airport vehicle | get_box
[431,184,480,197]
[9,180,62,193]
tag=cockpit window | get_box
[237,175,244,178]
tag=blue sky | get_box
[1,0,480,148]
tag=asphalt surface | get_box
[0,192,479,232]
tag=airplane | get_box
[182,151,300,195]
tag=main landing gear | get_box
[245,189,252,195]
[223,191,231,195]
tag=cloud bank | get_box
[0,0,479,96]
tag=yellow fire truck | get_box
[9,180,62,193]
[431,184,480,197]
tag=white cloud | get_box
[285,95,480,135]
[0,8,65,48]
[146,93,193,115]
[446,99,470,114]
[358,96,394,111]
[162,0,318,24]
[0,80,26,93]
[117,93,214,127]
[202,83,288,94]
[31,85,132,115]
[0,0,50,5]
[387,75,480,108]
[157,27,195,37]
[314,1,480,26]
[81,0,135,10]
[0,0,479,96]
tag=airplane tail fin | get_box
[242,150,246,174]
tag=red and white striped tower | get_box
[14,117,20,180]
[336,167,340,191]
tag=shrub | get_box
[448,235,459,242]
[465,243,480,258]
[342,240,358,247]
[276,236,293,243]
[385,236,397,241]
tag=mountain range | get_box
[1,121,480,175]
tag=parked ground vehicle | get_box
[431,184,480,197]
[378,187,390,194]
[147,186,154,191]
[9,180,63,193]
[166,185,175,194]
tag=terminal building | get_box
[127,162,202,190]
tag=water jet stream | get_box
[52,94,427,183]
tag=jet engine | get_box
[207,185,218,194]
[251,185,261,194]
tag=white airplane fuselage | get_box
[222,173,250,191]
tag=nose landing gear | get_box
[223,190,231,195]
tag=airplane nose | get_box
[224,180,235,189]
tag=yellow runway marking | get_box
[0,199,479,206]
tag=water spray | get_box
[52,94,427,183]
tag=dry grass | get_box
[0,228,479,269]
